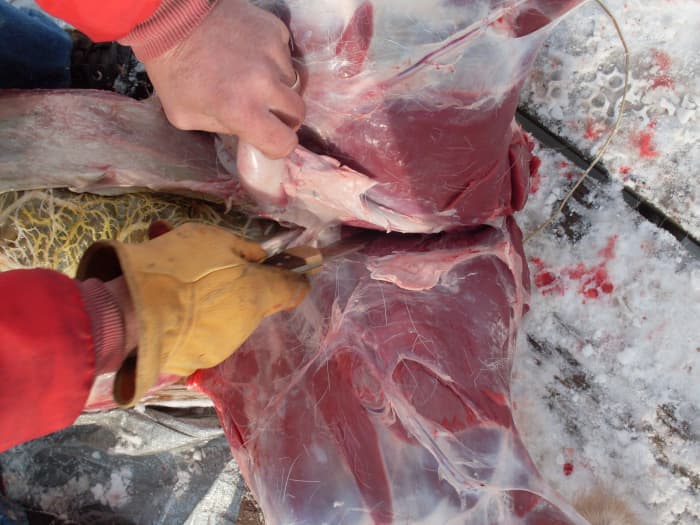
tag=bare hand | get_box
[143,0,304,159]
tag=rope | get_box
[525,0,630,243]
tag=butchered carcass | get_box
[0,90,239,204]
[223,0,583,235]
[194,219,589,524]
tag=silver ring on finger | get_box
[289,70,301,91]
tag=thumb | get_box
[226,233,269,263]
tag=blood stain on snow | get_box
[651,76,674,89]
[653,50,672,70]
[632,123,659,159]
[578,267,614,298]
[530,257,565,296]
[598,234,618,260]
[529,156,542,195]
[565,235,618,299]
[635,132,658,158]
[584,118,607,141]
[530,236,617,300]
[530,257,546,272]
[558,160,576,179]
[650,49,675,90]
[564,262,615,300]
[563,462,574,476]
[534,271,557,287]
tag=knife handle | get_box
[261,245,323,274]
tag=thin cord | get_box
[524,0,629,243]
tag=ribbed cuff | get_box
[77,279,126,375]
[119,0,219,62]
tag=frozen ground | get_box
[513,145,700,525]
[515,3,700,523]
[521,0,700,240]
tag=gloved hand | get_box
[77,223,309,407]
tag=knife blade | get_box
[261,231,377,274]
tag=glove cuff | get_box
[77,240,159,408]
[119,0,219,62]
[77,278,126,375]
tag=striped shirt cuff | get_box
[120,0,219,62]
[77,278,126,375]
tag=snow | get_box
[90,467,133,509]
[36,475,90,518]
[521,0,700,239]
[513,145,700,524]
[109,428,145,454]
[516,3,700,520]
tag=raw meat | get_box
[195,219,588,524]
[0,90,239,204]
[200,2,595,523]
[225,0,583,234]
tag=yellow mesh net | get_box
[0,189,272,275]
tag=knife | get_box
[262,231,377,274]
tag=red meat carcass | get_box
[202,1,592,523]
[195,220,588,524]
[224,0,582,235]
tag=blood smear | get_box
[563,462,574,476]
[650,48,675,89]
[598,235,618,260]
[634,130,659,159]
[584,118,606,141]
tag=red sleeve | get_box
[35,0,162,42]
[0,269,95,452]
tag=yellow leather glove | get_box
[76,223,309,407]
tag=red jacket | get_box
[36,0,161,42]
[0,270,95,452]
[36,0,217,62]
[0,0,148,453]
[1,1,215,452]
